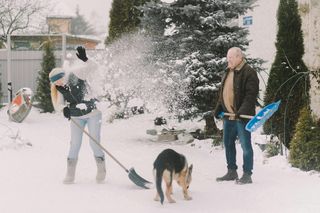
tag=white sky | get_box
[53,0,112,20]
[51,0,112,35]
[51,0,174,33]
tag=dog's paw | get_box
[154,197,160,202]
[184,196,192,201]
[168,199,176,203]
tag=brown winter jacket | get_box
[214,63,259,119]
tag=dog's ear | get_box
[188,164,193,174]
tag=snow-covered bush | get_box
[265,143,280,158]
[289,107,320,171]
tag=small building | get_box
[47,15,73,34]
[10,34,100,50]
[9,15,101,50]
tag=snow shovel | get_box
[70,118,152,189]
[220,100,281,132]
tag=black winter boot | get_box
[236,173,252,184]
[216,169,238,182]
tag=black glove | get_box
[63,107,71,120]
[76,46,88,62]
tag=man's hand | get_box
[76,46,88,62]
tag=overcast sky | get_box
[51,0,112,35]
[53,0,111,20]
[50,0,174,35]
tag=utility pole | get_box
[7,34,12,103]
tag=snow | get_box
[0,107,319,213]
[1,0,320,212]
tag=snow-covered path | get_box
[0,108,319,213]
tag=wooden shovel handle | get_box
[223,112,253,119]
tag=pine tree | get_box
[35,41,56,113]
[105,0,151,45]
[289,107,320,171]
[263,0,310,147]
[71,6,95,35]
[140,0,263,133]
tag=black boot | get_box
[236,173,252,184]
[216,169,238,182]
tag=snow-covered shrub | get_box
[265,143,280,158]
[289,107,320,171]
[212,135,222,147]
[263,134,281,158]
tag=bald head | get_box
[227,47,244,69]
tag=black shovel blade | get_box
[128,168,152,189]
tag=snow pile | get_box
[0,121,32,150]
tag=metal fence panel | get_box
[0,50,63,103]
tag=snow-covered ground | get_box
[0,107,319,213]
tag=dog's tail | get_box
[155,167,165,204]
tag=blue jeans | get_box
[68,111,104,159]
[223,118,253,175]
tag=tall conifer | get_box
[263,0,310,147]
[35,41,56,113]
[140,0,263,134]
[105,0,151,44]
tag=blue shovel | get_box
[221,100,281,132]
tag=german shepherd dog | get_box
[153,149,193,204]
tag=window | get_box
[243,16,253,26]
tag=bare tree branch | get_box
[0,0,48,43]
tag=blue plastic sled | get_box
[245,100,281,132]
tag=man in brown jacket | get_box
[214,47,259,184]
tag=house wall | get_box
[66,37,98,50]
[238,0,279,100]
[47,18,72,34]
[10,35,99,50]
[298,0,320,117]
[241,0,320,118]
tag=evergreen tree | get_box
[289,107,320,171]
[105,0,151,44]
[263,0,310,147]
[140,0,263,133]
[35,41,56,113]
[71,5,95,35]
